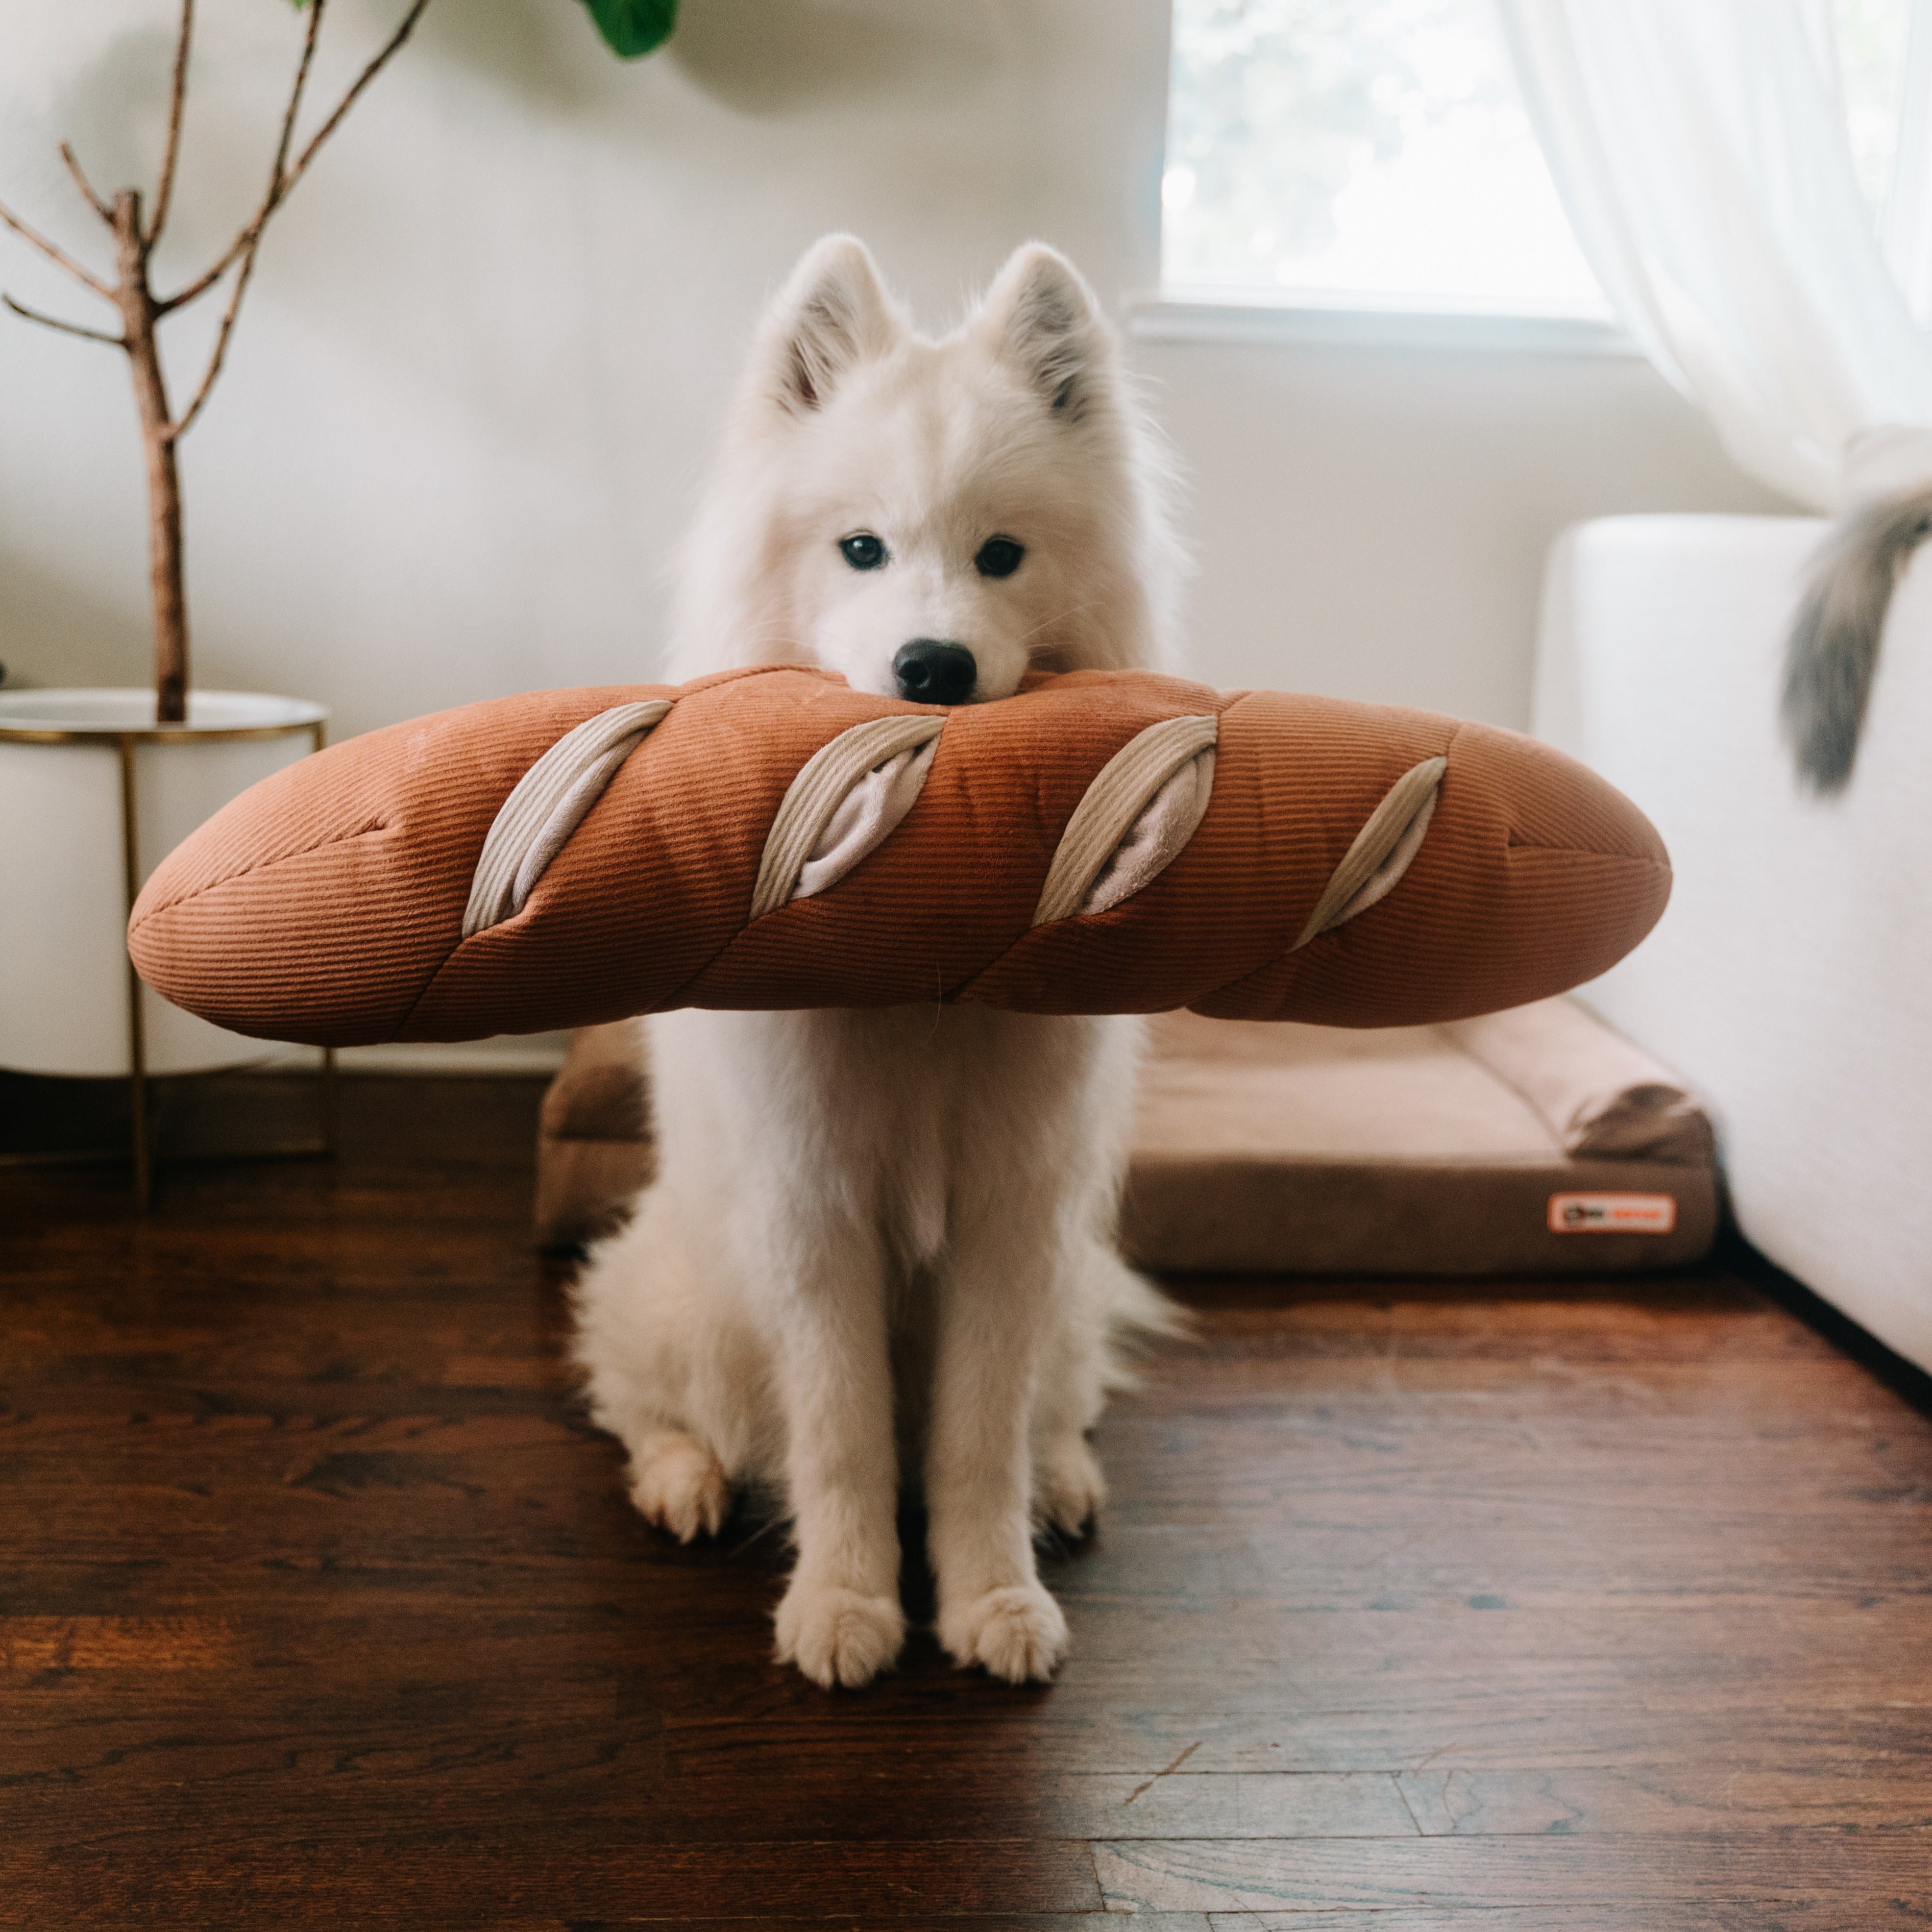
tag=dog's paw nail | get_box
[1036,1439,1107,1538]
[774,1580,905,1689]
[941,1583,1069,1683]
[626,1431,731,1543]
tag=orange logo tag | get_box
[1547,1192,1677,1234]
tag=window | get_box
[1160,0,1606,321]
[1151,0,1925,345]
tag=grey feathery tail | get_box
[1782,486,1932,792]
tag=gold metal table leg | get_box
[118,734,152,1212]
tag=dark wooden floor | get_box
[2,1075,1929,1930]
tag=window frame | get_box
[1127,288,1638,354]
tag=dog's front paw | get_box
[939,1582,1069,1683]
[1035,1436,1107,1539]
[774,1577,905,1689]
[627,1429,731,1542]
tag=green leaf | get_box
[581,0,676,58]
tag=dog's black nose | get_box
[893,639,977,706]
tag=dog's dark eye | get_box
[975,537,1025,580]
[840,533,887,571]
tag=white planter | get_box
[0,688,327,1077]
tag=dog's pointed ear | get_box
[755,235,904,416]
[976,243,1111,421]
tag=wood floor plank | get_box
[570,1922,1217,1932]
[660,1694,1932,1781]
[1228,1912,1919,1932]
[0,1836,1104,1929]
[567,1921,1216,1932]
[1093,1833,1932,1913]
[644,1761,1932,1840]
[1392,1762,1932,1834]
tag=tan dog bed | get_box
[535,999,1715,1275]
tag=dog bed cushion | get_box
[127,666,1670,1046]
[1124,1002,1715,1273]
[534,999,1717,1274]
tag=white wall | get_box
[0,0,1788,748]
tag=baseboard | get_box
[329,1034,570,1076]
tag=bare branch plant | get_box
[0,0,431,722]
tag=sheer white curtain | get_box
[1496,0,1932,509]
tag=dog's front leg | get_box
[926,1203,1070,1683]
[769,1218,906,1689]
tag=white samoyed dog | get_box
[571,235,1183,1688]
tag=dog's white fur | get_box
[571,236,1182,1688]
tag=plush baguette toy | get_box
[128,665,1669,1046]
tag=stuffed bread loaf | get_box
[127,665,1670,1047]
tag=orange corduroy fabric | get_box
[127,666,1671,1046]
